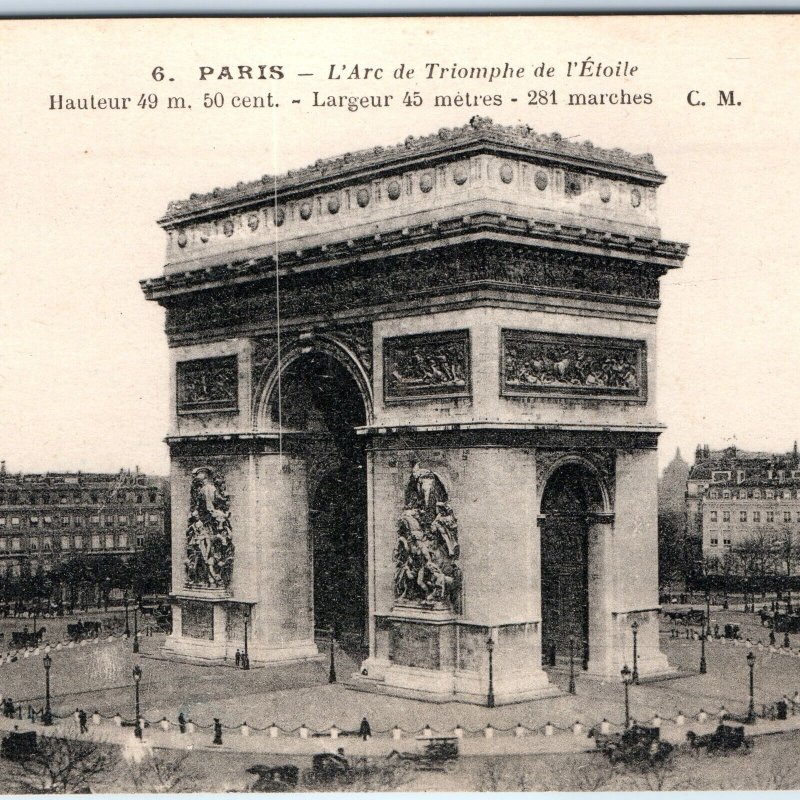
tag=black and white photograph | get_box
[0,14,799,792]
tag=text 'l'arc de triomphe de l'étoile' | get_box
[140,116,688,705]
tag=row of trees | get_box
[0,533,171,607]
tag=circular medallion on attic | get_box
[272,206,285,227]
[499,163,514,184]
[176,230,188,248]
[599,183,612,203]
[453,165,468,185]
[200,230,209,243]
[247,214,260,231]
[300,202,313,220]
[327,195,341,214]
[631,188,642,208]
[534,171,548,191]
[223,219,235,237]
[565,173,582,197]
[387,180,402,200]
[356,188,371,207]
[419,173,434,193]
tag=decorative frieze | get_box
[176,355,238,413]
[383,330,470,401]
[501,330,646,401]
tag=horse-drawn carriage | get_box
[10,627,46,648]
[67,620,102,639]
[664,608,706,626]
[594,725,674,766]
[687,723,752,753]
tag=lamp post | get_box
[132,665,142,739]
[621,664,632,729]
[486,635,495,709]
[705,590,712,637]
[746,651,756,724]
[328,624,337,684]
[631,620,640,685]
[699,624,707,675]
[42,653,52,725]
[568,636,576,694]
[124,596,130,637]
[242,610,250,670]
[132,599,139,654]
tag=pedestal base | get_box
[162,634,322,666]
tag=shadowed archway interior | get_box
[540,462,603,666]
[269,352,368,645]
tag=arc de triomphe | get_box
[141,117,688,704]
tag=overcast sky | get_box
[0,16,798,476]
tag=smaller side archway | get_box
[538,459,610,667]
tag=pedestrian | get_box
[785,632,791,649]
[770,628,776,646]
[79,709,88,734]
[213,718,223,745]
[178,712,186,733]
[235,649,241,668]
[359,716,371,741]
[714,623,720,639]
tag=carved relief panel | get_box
[177,355,238,413]
[383,330,470,401]
[181,600,214,640]
[501,330,647,401]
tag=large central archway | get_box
[540,461,605,666]
[267,350,368,648]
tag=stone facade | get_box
[142,117,687,700]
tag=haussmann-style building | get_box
[141,116,688,703]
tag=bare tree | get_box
[125,750,200,793]
[5,735,116,794]
[776,528,799,611]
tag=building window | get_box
[91,535,101,550]
[119,533,128,548]
[149,492,157,503]
[61,516,70,526]
[60,536,70,550]
[74,516,83,528]
[785,512,792,523]
[136,514,144,523]
[767,511,775,523]
[136,534,145,547]
[29,539,38,551]
[0,518,5,527]
[136,494,143,504]
[754,511,761,523]
[739,490,748,499]
[91,493,99,504]
[740,511,747,522]
[723,491,731,499]
[90,515,99,524]
[723,511,731,522]
[74,535,83,550]
[60,496,68,504]
[105,515,114,525]
[767,490,775,499]
[29,516,39,526]
[11,564,20,578]
[105,534,114,550]
[43,536,52,552]
[43,515,52,525]
[0,537,6,551]
[11,517,19,526]
[710,538,719,547]
[118,515,128,524]
[753,490,761,499]
[710,511,718,522]
[148,514,158,525]
[11,538,21,551]
[723,537,732,546]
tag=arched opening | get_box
[268,351,368,649]
[540,461,604,667]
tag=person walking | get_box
[213,718,223,745]
[359,717,372,741]
[78,709,88,734]
[178,712,186,734]
[235,649,241,668]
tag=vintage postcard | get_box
[0,14,799,793]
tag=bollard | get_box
[241,722,250,737]
[299,725,309,739]
[600,719,610,734]
[544,722,554,736]
[113,713,122,727]
[572,721,583,736]
[718,706,727,719]
[422,725,432,738]
[92,712,101,726]
[484,724,494,739]
[186,720,196,734]
[454,725,463,739]
[697,710,707,723]
[55,643,62,651]
[330,725,339,739]
[160,718,170,732]
[514,723,525,738]
[269,723,279,739]
[392,726,402,741]
[651,715,661,729]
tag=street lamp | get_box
[133,599,139,654]
[42,653,53,725]
[631,621,640,684]
[705,590,712,637]
[746,651,756,724]
[699,623,707,675]
[124,595,130,637]
[132,665,142,739]
[568,636,576,694]
[486,635,495,708]
[621,664,632,729]
[242,610,250,670]
[328,624,337,684]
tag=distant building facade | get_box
[687,444,800,565]
[659,448,690,516]
[0,463,168,591]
